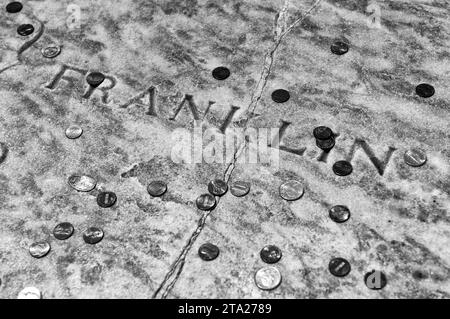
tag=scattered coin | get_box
[97,191,117,208]
[316,137,335,151]
[29,241,51,259]
[198,243,220,261]
[212,66,230,81]
[86,72,105,87]
[17,287,41,299]
[329,205,351,223]
[260,245,282,264]
[279,180,304,201]
[83,227,104,245]
[65,125,83,139]
[6,1,23,13]
[331,40,349,55]
[313,126,333,140]
[415,83,435,98]
[404,148,427,167]
[17,24,34,36]
[364,270,387,290]
[229,180,250,197]
[208,179,228,196]
[147,180,167,197]
[332,161,353,176]
[328,258,351,277]
[53,222,74,240]
[271,89,290,103]
[41,45,61,58]
[196,193,217,211]
[254,266,282,291]
[68,175,97,192]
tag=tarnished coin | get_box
[97,191,117,208]
[86,72,105,87]
[316,137,335,150]
[196,193,217,211]
[65,125,83,139]
[415,83,435,98]
[364,270,387,290]
[254,266,282,291]
[212,66,230,81]
[198,243,220,261]
[404,148,427,167]
[17,287,41,299]
[17,24,34,36]
[332,161,353,176]
[29,241,51,259]
[313,126,333,140]
[6,2,23,13]
[41,45,61,58]
[230,180,250,197]
[68,175,97,192]
[260,245,282,264]
[53,222,74,240]
[328,258,351,277]
[83,227,104,245]
[279,180,304,201]
[329,205,351,223]
[147,180,167,197]
[208,179,228,196]
[331,40,349,55]
[271,89,290,103]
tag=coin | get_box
[17,24,34,36]
[332,161,353,176]
[364,270,387,290]
[254,266,282,290]
[41,45,61,58]
[260,245,282,264]
[198,243,220,261]
[68,175,97,192]
[279,180,304,201]
[271,89,290,103]
[83,227,104,245]
[329,205,351,223]
[6,2,23,13]
[29,241,51,259]
[65,125,83,139]
[313,126,333,140]
[96,191,117,208]
[147,180,167,197]
[208,179,228,196]
[316,137,335,150]
[17,287,41,299]
[331,40,349,55]
[415,83,435,98]
[196,193,217,211]
[86,72,105,87]
[53,222,74,240]
[230,180,250,197]
[212,66,230,81]
[404,148,427,167]
[328,258,351,277]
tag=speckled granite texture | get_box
[0,0,449,299]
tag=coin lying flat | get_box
[404,148,427,167]
[65,125,83,139]
[17,24,34,36]
[271,89,290,103]
[41,45,61,58]
[86,72,105,87]
[212,66,230,81]
[328,258,351,277]
[147,180,167,197]
[364,270,387,290]
[83,227,104,245]
[29,241,51,259]
[260,245,282,264]
[96,191,117,208]
[53,222,74,240]
[198,243,220,261]
[415,83,435,98]
[196,193,217,211]
[230,180,250,197]
[329,205,351,223]
[279,180,304,201]
[208,179,228,196]
[6,2,23,13]
[313,126,333,140]
[68,175,97,192]
[254,266,282,291]
[17,287,41,299]
[332,161,353,176]
[331,40,349,55]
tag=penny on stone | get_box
[83,227,104,245]
[17,287,41,299]
[198,243,220,261]
[41,45,61,58]
[332,160,353,176]
[96,191,117,208]
[229,180,250,197]
[415,83,435,98]
[404,148,427,167]
[364,270,387,290]
[86,71,105,87]
[17,24,34,36]
[208,179,228,196]
[212,66,230,81]
[147,180,167,197]
[316,137,335,151]
[260,245,282,264]
[65,125,83,139]
[279,180,304,201]
[254,266,282,291]
[196,193,217,211]
[53,222,74,240]
[68,175,97,192]
[328,258,351,277]
[329,205,351,223]
[331,40,349,55]
[313,126,333,140]
[29,241,51,259]
[6,2,23,13]
[271,89,290,103]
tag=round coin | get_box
[316,137,335,151]
[332,161,353,176]
[17,24,34,36]
[53,222,74,240]
[212,66,230,81]
[328,257,351,277]
[415,83,435,98]
[29,241,51,259]
[260,245,282,264]
[329,205,351,223]
[86,72,105,87]
[83,227,104,245]
[364,270,387,290]
[65,125,83,139]
[229,180,250,197]
[313,126,333,140]
[208,179,228,196]
[279,180,304,201]
[254,266,282,291]
[6,2,23,13]
[147,180,167,197]
[68,175,97,192]
[404,148,427,167]
[17,287,41,299]
[196,193,217,211]
[198,243,220,261]
[96,191,117,208]
[271,89,290,103]
[331,40,349,55]
[41,45,61,58]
